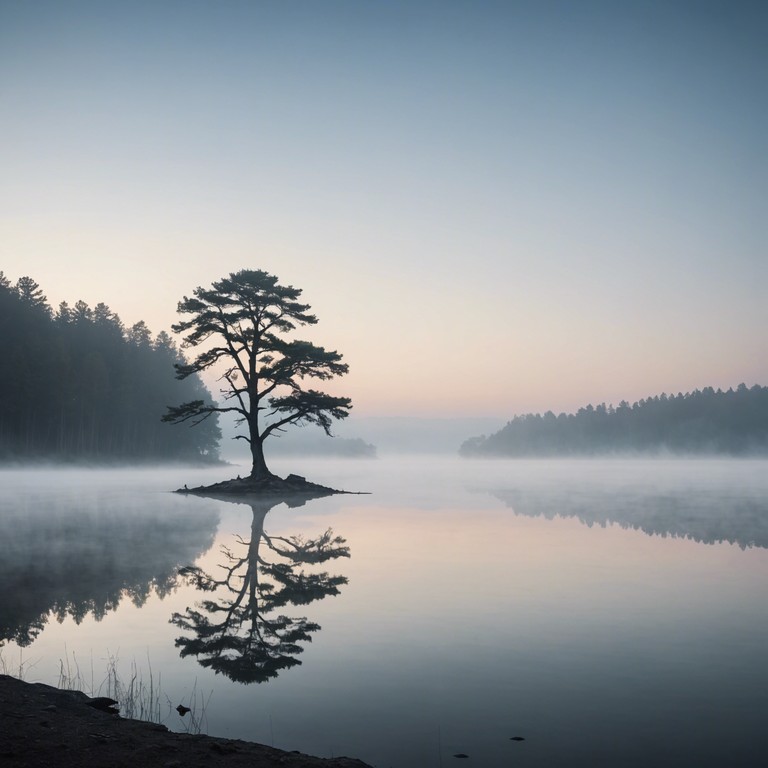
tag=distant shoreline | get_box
[461,384,768,458]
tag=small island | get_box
[177,472,346,498]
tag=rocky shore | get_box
[0,675,372,768]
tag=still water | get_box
[1,457,767,767]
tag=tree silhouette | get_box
[171,498,349,683]
[162,269,351,479]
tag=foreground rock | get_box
[0,675,372,768]
[175,473,357,499]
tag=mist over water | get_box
[1,457,767,767]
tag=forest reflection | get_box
[171,495,350,684]
[0,497,219,647]
[490,483,768,549]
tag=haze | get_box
[2,0,766,419]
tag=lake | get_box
[1,457,767,767]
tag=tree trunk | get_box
[250,437,273,480]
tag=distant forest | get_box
[0,273,220,462]
[461,385,768,457]
[268,434,377,458]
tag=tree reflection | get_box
[171,497,349,683]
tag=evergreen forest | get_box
[460,385,768,457]
[0,272,220,462]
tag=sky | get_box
[1,0,766,419]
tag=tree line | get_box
[0,272,220,462]
[460,384,768,457]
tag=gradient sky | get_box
[2,0,766,418]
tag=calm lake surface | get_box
[2,457,767,767]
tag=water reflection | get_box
[171,494,350,684]
[0,497,219,647]
[490,482,768,548]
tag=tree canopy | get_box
[164,269,351,479]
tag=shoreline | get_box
[0,674,372,768]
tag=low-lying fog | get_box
[2,456,767,768]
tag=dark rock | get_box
[85,697,119,715]
[210,741,238,754]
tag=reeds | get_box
[1,644,210,735]
[0,644,38,680]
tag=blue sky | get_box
[2,1,766,417]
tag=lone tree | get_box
[163,269,351,479]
